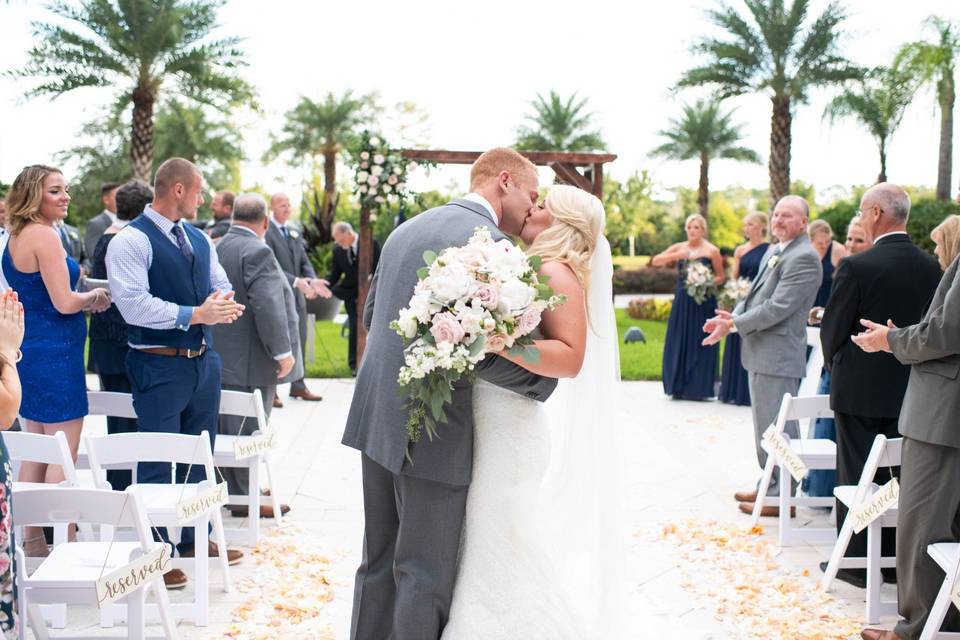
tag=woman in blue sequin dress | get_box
[719,213,769,405]
[653,214,725,400]
[2,165,109,555]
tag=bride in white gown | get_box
[442,185,629,639]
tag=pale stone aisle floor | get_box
[32,378,897,639]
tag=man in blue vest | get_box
[107,157,246,589]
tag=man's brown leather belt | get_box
[135,345,207,358]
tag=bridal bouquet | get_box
[717,277,752,311]
[391,226,565,448]
[683,261,717,305]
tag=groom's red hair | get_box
[470,148,536,189]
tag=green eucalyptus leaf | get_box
[423,250,438,265]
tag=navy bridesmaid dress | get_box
[662,257,718,400]
[719,243,769,405]
[2,245,88,423]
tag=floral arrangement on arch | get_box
[351,130,420,216]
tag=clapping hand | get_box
[702,309,733,346]
[85,288,111,313]
[0,291,24,364]
[309,279,332,299]
[851,318,896,354]
[295,278,318,300]
[192,290,245,325]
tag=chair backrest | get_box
[3,430,79,486]
[219,389,268,433]
[850,435,903,507]
[772,393,833,439]
[799,327,824,397]
[12,487,153,548]
[86,391,138,419]
[85,431,216,490]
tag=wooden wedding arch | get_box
[354,149,617,363]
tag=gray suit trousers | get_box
[748,372,799,492]
[218,384,276,498]
[350,453,467,640]
[895,437,960,639]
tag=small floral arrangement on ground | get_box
[683,260,717,305]
[627,297,673,321]
[717,276,752,311]
[350,131,419,216]
[391,226,566,451]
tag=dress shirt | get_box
[231,224,292,362]
[873,230,908,243]
[463,193,500,227]
[104,210,118,226]
[106,206,232,349]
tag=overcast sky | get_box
[2,0,959,204]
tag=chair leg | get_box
[249,460,261,544]
[126,589,146,640]
[821,500,855,591]
[211,509,232,594]
[778,461,791,547]
[150,577,177,640]
[195,521,209,626]
[264,456,283,527]
[865,521,883,624]
[919,567,954,640]
[25,601,50,640]
[750,458,775,529]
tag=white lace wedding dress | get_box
[441,378,589,639]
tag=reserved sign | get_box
[176,482,229,525]
[851,478,899,534]
[233,431,277,461]
[95,545,170,608]
[762,424,809,482]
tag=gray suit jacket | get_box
[265,221,316,314]
[213,226,303,388]
[890,257,960,448]
[733,233,822,379]
[342,199,558,486]
[84,211,112,272]
[59,223,85,269]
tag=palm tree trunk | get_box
[321,148,337,238]
[698,153,710,220]
[936,75,955,201]
[768,95,792,207]
[130,87,155,181]
[878,139,887,184]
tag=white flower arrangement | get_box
[717,276,752,311]
[684,261,717,305]
[391,226,566,451]
[351,131,428,213]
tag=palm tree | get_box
[12,0,253,181]
[823,67,916,184]
[266,90,376,243]
[679,0,861,205]
[895,17,960,201]
[650,100,760,219]
[515,90,605,151]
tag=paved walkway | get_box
[32,379,897,639]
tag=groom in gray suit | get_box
[703,195,822,514]
[854,256,960,640]
[342,148,559,640]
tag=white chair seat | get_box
[834,484,899,526]
[29,541,148,585]
[135,483,203,518]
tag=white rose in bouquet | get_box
[499,278,535,312]
[369,136,381,146]
[371,165,384,176]
[430,262,474,303]
[358,171,369,182]
[360,151,370,160]
[373,154,386,165]
[397,310,419,339]
[367,175,380,186]
[387,175,398,185]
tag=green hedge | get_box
[818,197,960,254]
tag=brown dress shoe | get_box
[272,396,284,408]
[734,489,759,503]
[860,629,902,640]
[738,502,796,517]
[163,568,188,590]
[289,387,322,401]
[180,541,243,566]
[229,503,290,518]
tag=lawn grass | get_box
[304,309,671,381]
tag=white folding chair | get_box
[920,543,960,640]
[85,430,231,627]
[798,326,824,400]
[14,487,176,640]
[821,434,901,623]
[76,391,140,481]
[749,393,837,546]
[214,389,282,546]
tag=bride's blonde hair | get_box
[527,185,605,291]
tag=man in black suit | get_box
[819,182,942,587]
[322,222,380,374]
[265,192,329,402]
[205,190,234,241]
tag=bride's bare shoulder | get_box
[539,261,583,300]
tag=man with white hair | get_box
[819,183,941,589]
[322,221,380,375]
[704,195,822,516]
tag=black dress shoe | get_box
[820,561,867,589]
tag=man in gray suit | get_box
[854,257,960,640]
[342,148,558,640]
[704,195,822,515]
[214,193,299,519]
[205,190,235,241]
[57,219,85,271]
[83,182,121,272]
[265,192,328,402]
